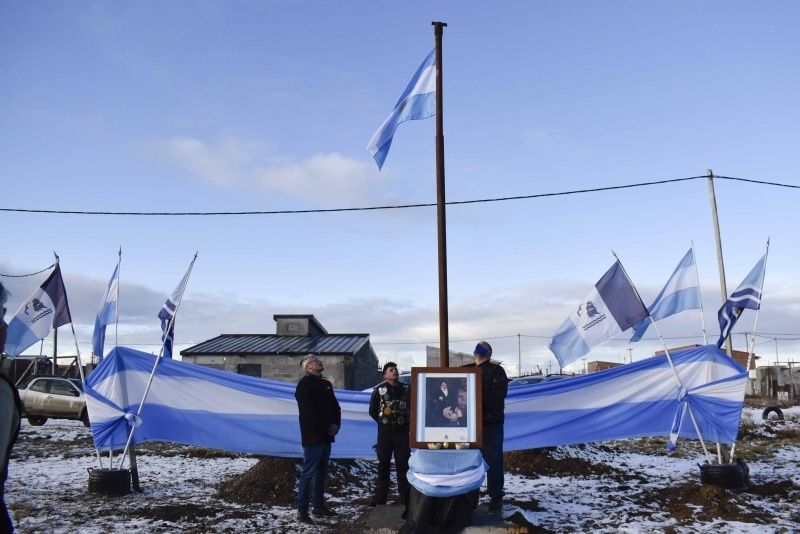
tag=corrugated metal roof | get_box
[181,334,370,356]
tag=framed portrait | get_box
[410,367,482,449]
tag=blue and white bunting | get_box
[630,248,701,342]
[4,265,72,357]
[85,344,746,457]
[367,49,436,170]
[92,264,120,361]
[716,254,767,347]
[549,261,649,368]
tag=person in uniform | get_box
[368,362,411,508]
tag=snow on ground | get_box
[5,405,800,533]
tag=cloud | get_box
[150,136,392,207]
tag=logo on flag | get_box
[549,261,648,369]
[4,264,72,357]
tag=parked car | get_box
[363,372,411,392]
[18,376,90,427]
[508,374,570,387]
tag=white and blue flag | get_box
[716,254,766,347]
[549,261,649,368]
[367,49,437,170]
[158,261,194,359]
[630,249,701,342]
[92,264,120,361]
[4,265,72,357]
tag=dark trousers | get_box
[374,430,411,502]
[480,424,504,501]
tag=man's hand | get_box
[328,424,340,436]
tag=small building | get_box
[426,346,475,367]
[180,314,381,390]
[587,361,623,373]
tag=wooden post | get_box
[432,21,449,367]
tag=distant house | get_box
[587,361,623,373]
[425,346,475,367]
[181,314,381,390]
[655,344,759,370]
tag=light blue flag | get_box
[92,264,119,361]
[4,265,72,357]
[629,249,701,342]
[549,261,649,368]
[716,254,766,347]
[367,49,437,170]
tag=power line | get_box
[3,174,793,217]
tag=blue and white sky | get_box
[2,1,799,375]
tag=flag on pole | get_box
[158,261,194,359]
[549,261,649,368]
[716,254,766,347]
[367,49,437,170]
[92,264,120,361]
[4,265,72,357]
[629,249,701,342]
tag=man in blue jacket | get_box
[294,354,341,525]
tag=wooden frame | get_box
[410,367,482,449]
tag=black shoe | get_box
[488,498,502,511]
[297,511,314,524]
[311,506,339,517]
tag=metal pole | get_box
[707,170,733,356]
[432,21,449,367]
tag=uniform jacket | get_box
[369,381,410,433]
[462,360,508,426]
[295,373,342,447]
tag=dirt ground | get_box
[7,401,800,532]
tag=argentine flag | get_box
[92,263,120,361]
[549,261,649,368]
[367,49,437,170]
[4,265,72,357]
[630,248,701,342]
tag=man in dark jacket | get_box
[2,282,22,533]
[463,341,507,510]
[368,362,411,508]
[294,354,341,525]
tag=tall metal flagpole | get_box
[432,21,450,367]
[691,241,708,344]
[115,247,121,349]
[118,253,198,469]
[612,251,714,463]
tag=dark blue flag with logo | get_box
[716,254,766,347]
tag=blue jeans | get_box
[297,443,331,512]
[481,424,504,501]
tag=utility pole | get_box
[707,169,733,357]
[628,348,633,363]
[517,333,521,377]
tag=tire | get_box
[28,416,48,426]
[699,462,747,490]
[81,410,91,428]
[762,406,784,421]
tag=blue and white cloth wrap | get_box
[407,449,487,498]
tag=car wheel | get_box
[81,410,91,428]
[28,416,48,426]
[762,406,784,421]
